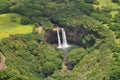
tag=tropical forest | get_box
[0,0,120,80]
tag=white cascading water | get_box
[57,29,62,48]
[61,28,69,48]
[57,28,70,48]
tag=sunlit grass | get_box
[0,13,33,40]
[110,11,119,17]
[93,0,120,9]
[116,39,120,45]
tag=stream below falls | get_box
[56,44,80,72]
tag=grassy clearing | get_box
[93,0,120,9]
[93,0,120,17]
[110,11,119,17]
[0,13,33,40]
[116,39,120,45]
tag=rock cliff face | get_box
[45,27,87,48]
[0,52,7,70]
[66,27,86,47]
[36,26,43,34]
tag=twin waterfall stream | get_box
[56,28,70,49]
[56,28,73,71]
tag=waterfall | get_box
[56,28,70,48]
[57,29,62,48]
[61,28,69,48]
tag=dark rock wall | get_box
[45,27,87,48]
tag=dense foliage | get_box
[0,0,120,80]
[112,0,120,3]
[0,33,62,79]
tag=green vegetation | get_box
[94,0,120,8]
[0,13,33,40]
[0,33,62,79]
[0,0,120,80]
[112,0,120,3]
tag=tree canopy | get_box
[0,0,120,80]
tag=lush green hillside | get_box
[0,13,33,40]
[92,0,120,43]
[0,0,120,80]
